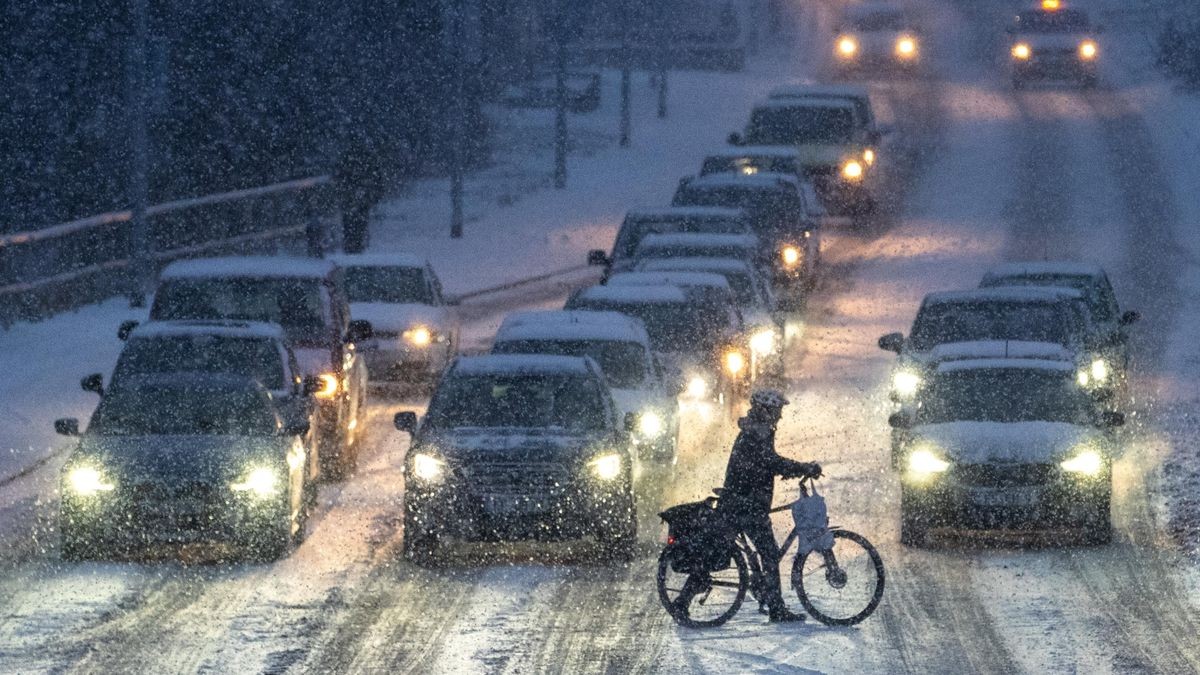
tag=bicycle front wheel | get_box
[791,529,885,626]
[657,546,747,628]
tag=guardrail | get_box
[0,176,334,327]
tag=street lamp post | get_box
[554,0,568,188]
[128,0,151,305]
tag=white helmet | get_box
[750,388,790,411]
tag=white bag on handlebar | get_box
[792,484,834,555]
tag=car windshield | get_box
[700,156,800,177]
[983,275,1113,321]
[746,106,856,144]
[909,301,1077,351]
[850,12,905,31]
[343,266,432,304]
[636,243,752,262]
[612,216,745,258]
[1015,9,1091,32]
[114,336,286,389]
[152,278,327,336]
[918,368,1092,424]
[491,339,647,388]
[565,298,724,353]
[673,187,802,239]
[90,386,278,436]
[424,374,608,431]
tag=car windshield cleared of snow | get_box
[851,12,905,31]
[90,386,278,436]
[701,156,799,176]
[152,278,326,335]
[567,298,721,353]
[909,302,1076,351]
[982,274,1115,321]
[114,336,286,389]
[746,106,855,145]
[673,187,801,237]
[1015,9,1091,33]
[612,216,745,258]
[491,339,646,388]
[424,374,607,431]
[918,368,1092,425]
[343,266,432,304]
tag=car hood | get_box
[795,143,860,167]
[911,421,1101,464]
[71,435,286,483]
[610,387,661,418]
[1018,33,1093,49]
[350,302,448,334]
[416,428,612,464]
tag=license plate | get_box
[482,494,543,514]
[970,488,1039,508]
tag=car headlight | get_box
[896,36,917,58]
[638,410,665,438]
[739,164,758,176]
[403,326,433,347]
[411,452,445,482]
[1076,369,1091,387]
[837,36,858,57]
[67,466,115,496]
[724,350,746,376]
[231,466,279,497]
[863,148,876,166]
[1061,449,1103,476]
[841,160,864,181]
[313,372,340,399]
[1090,359,1109,383]
[907,447,950,478]
[750,328,778,355]
[892,370,922,399]
[1012,43,1031,60]
[1079,40,1098,61]
[590,453,622,481]
[780,245,802,268]
[685,375,709,399]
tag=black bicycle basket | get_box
[659,499,734,573]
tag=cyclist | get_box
[720,388,821,623]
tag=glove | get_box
[796,462,822,479]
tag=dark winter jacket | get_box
[719,416,810,515]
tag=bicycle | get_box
[656,477,885,628]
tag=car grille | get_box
[1035,47,1076,58]
[460,462,573,496]
[955,464,1056,487]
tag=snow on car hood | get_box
[74,435,286,483]
[293,347,335,376]
[1018,33,1093,50]
[610,387,660,418]
[417,428,608,464]
[795,144,860,166]
[912,421,1100,464]
[350,302,448,335]
[930,340,1075,363]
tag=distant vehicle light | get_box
[638,411,665,438]
[892,370,922,399]
[724,350,746,376]
[411,453,445,482]
[590,453,622,480]
[780,245,802,268]
[231,467,279,497]
[67,466,115,496]
[863,148,876,165]
[313,373,340,399]
[837,36,858,57]
[1042,0,1061,10]
[1012,43,1032,60]
[739,165,759,175]
[404,326,433,346]
[896,37,918,58]
[1079,40,1098,60]
[908,448,950,477]
[1090,358,1109,382]
[685,376,709,399]
[841,160,865,181]
[750,328,777,355]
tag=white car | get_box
[491,310,679,461]
[1007,4,1102,88]
[586,206,751,276]
[330,253,459,386]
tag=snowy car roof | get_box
[680,172,801,191]
[160,256,336,280]
[450,354,597,377]
[636,233,759,251]
[704,146,803,159]
[328,252,427,269]
[936,358,1076,374]
[624,206,746,221]
[606,271,732,290]
[571,284,689,305]
[922,287,1078,306]
[768,83,871,101]
[636,257,755,275]
[929,340,1075,364]
[982,261,1107,280]
[128,320,286,342]
[493,317,651,346]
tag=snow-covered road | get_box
[3,0,1200,672]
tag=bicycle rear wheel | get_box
[656,546,747,628]
[791,529,885,626]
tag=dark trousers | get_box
[728,510,786,613]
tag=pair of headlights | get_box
[66,465,281,498]
[1076,359,1110,387]
[409,452,624,483]
[1011,41,1097,61]
[836,36,918,59]
[906,447,1105,479]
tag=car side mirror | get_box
[1119,310,1140,326]
[887,411,913,429]
[587,250,610,267]
[302,375,324,396]
[281,420,310,436]
[346,319,373,343]
[727,131,743,146]
[878,332,905,354]
[394,411,418,434]
[117,320,139,341]
[623,411,639,433]
[80,373,104,395]
[1102,411,1125,428]
[54,418,81,437]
